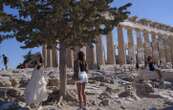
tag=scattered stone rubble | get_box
[0,65,172,110]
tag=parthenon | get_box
[42,17,173,68]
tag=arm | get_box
[73,60,79,80]
[85,61,88,73]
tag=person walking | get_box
[24,54,48,109]
[73,51,88,110]
[2,54,8,70]
[147,56,162,80]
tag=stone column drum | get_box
[96,35,105,65]
[127,26,135,64]
[117,25,126,65]
[107,31,115,64]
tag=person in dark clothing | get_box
[2,54,8,70]
[136,54,139,69]
[147,56,162,80]
[147,56,155,71]
[74,51,88,110]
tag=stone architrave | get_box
[107,31,115,64]
[151,32,159,64]
[117,25,126,65]
[127,26,135,64]
[96,35,105,65]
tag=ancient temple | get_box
[42,17,173,68]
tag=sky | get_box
[0,0,173,69]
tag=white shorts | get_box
[79,71,88,83]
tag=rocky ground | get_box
[0,65,173,110]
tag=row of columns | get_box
[42,25,173,68]
[118,24,173,65]
[42,44,58,67]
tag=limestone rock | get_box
[47,78,59,87]
[10,78,18,87]
[98,91,111,100]
[99,99,110,106]
[135,82,154,96]
[19,79,28,88]
[65,90,78,102]
[7,88,21,98]
[0,79,11,87]
[118,91,131,97]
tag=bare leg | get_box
[82,83,86,107]
[77,83,83,108]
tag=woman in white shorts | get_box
[74,51,88,110]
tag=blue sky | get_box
[0,0,173,69]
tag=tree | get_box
[0,0,131,103]
[16,51,41,68]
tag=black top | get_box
[73,60,88,80]
[79,61,87,72]
[148,63,155,71]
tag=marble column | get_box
[117,25,126,65]
[107,31,115,64]
[46,47,51,67]
[96,35,105,65]
[151,32,159,64]
[127,26,135,64]
[66,48,74,68]
[165,36,172,62]
[143,30,151,58]
[42,45,47,67]
[170,36,173,64]
[162,37,169,63]
[86,44,97,69]
[52,44,58,67]
[49,48,53,67]
[158,34,166,64]
[74,47,80,61]
[136,28,144,64]
[80,46,87,60]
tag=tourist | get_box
[147,56,155,71]
[2,54,8,70]
[24,54,48,109]
[147,56,162,80]
[74,51,88,110]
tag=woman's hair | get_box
[38,54,43,64]
[147,56,152,62]
[36,54,43,69]
[78,51,85,62]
